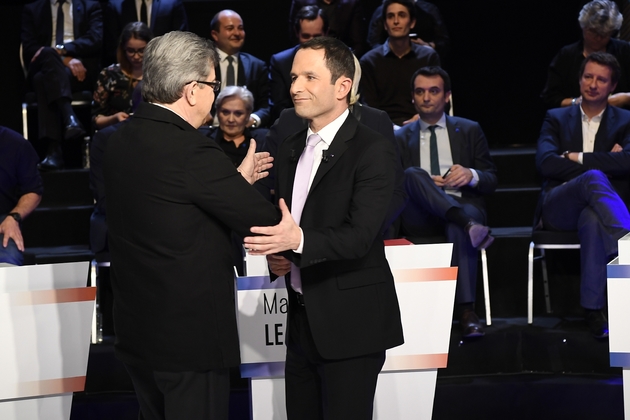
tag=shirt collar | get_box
[217,48,239,62]
[52,0,71,5]
[419,113,447,131]
[579,104,605,123]
[306,109,350,146]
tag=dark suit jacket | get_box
[276,112,404,360]
[103,102,280,371]
[269,46,299,122]
[265,105,406,236]
[21,0,102,73]
[103,0,188,65]
[214,52,271,127]
[536,105,630,203]
[396,115,497,210]
[288,0,367,57]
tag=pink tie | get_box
[290,133,321,294]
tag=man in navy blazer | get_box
[103,0,188,65]
[536,52,630,338]
[269,6,328,121]
[21,0,102,170]
[244,37,403,420]
[396,66,497,338]
[210,10,270,128]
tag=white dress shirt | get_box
[135,0,152,27]
[50,0,74,46]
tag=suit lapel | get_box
[42,1,53,46]
[409,121,421,167]
[280,130,308,210]
[237,54,247,87]
[150,0,160,29]
[594,105,612,152]
[72,0,82,38]
[445,116,462,165]
[309,114,355,191]
[567,106,583,151]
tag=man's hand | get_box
[0,216,24,252]
[443,164,473,188]
[237,139,273,184]
[431,174,446,188]
[608,92,630,108]
[248,117,257,128]
[244,199,301,255]
[611,143,623,153]
[64,57,87,82]
[402,114,420,125]
[267,254,291,277]
[410,38,435,50]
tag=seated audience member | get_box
[210,10,270,128]
[92,22,152,130]
[265,55,406,237]
[397,66,497,337]
[0,127,43,266]
[206,86,267,166]
[360,0,440,127]
[541,0,630,109]
[270,6,329,121]
[367,0,450,61]
[536,52,630,338]
[21,0,103,171]
[288,0,367,57]
[103,0,188,66]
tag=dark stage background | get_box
[1,0,586,148]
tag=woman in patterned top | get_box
[92,22,153,130]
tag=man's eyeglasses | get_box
[187,80,221,93]
[125,47,145,56]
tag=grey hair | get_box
[578,0,622,36]
[215,85,254,114]
[349,54,361,105]
[142,31,219,104]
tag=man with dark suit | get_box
[396,66,497,338]
[210,10,270,128]
[269,5,328,121]
[536,52,630,338]
[103,0,189,66]
[288,0,367,57]
[103,31,280,419]
[244,37,404,420]
[21,0,102,170]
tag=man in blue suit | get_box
[536,52,630,338]
[103,0,188,65]
[396,66,497,338]
[210,10,270,128]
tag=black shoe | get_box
[38,153,64,171]
[585,309,609,338]
[465,221,494,249]
[64,114,85,141]
[460,309,485,338]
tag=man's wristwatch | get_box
[562,150,571,159]
[7,213,22,223]
[55,44,66,56]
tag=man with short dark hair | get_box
[536,51,630,338]
[270,5,329,121]
[360,0,440,127]
[244,36,404,420]
[210,10,270,128]
[103,31,280,419]
[397,66,497,338]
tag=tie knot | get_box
[428,125,437,133]
[58,0,65,5]
[227,55,234,64]
[307,133,321,148]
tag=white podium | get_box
[0,262,94,420]
[608,233,630,419]
[237,242,456,419]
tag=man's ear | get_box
[336,77,352,100]
[410,19,416,30]
[210,30,219,43]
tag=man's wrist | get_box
[6,213,22,223]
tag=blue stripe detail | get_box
[237,276,284,291]
[608,263,630,278]
[610,352,630,367]
[240,361,286,378]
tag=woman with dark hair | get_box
[92,22,153,129]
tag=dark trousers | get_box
[542,170,630,309]
[28,47,87,141]
[285,303,385,420]
[401,167,484,303]
[124,363,230,420]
